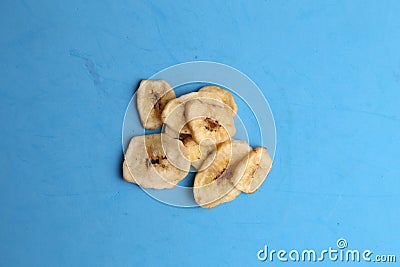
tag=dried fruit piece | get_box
[161,92,199,135]
[182,136,216,170]
[136,80,176,130]
[199,86,238,114]
[161,91,237,138]
[123,134,190,189]
[193,140,251,208]
[232,147,272,194]
[185,98,236,144]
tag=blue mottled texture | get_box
[0,1,399,266]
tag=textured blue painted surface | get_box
[1,1,399,266]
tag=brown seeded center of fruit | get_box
[146,156,167,167]
[154,100,163,117]
[214,168,227,180]
[204,117,220,132]
[180,133,192,141]
[151,90,160,103]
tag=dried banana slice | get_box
[123,134,190,189]
[162,90,235,138]
[199,86,238,114]
[182,136,216,170]
[193,140,251,208]
[136,80,176,130]
[185,98,236,144]
[161,92,199,135]
[182,136,201,162]
[232,147,272,194]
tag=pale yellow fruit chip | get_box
[182,136,216,171]
[161,92,199,135]
[232,147,272,194]
[136,80,176,130]
[199,85,238,114]
[185,98,236,145]
[123,134,190,189]
[161,91,229,138]
[193,140,251,208]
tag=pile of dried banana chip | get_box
[123,80,272,208]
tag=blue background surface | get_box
[1,1,399,266]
